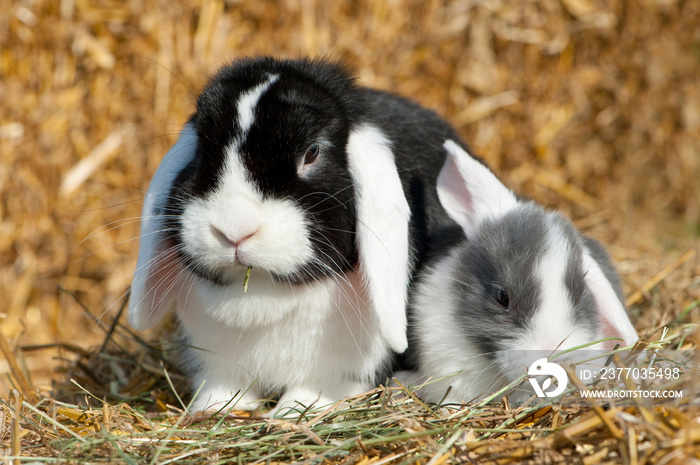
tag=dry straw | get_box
[1,0,699,462]
[1,321,698,463]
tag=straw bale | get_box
[0,0,699,461]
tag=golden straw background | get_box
[1,0,699,395]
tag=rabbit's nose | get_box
[210,224,260,249]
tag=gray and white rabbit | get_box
[404,141,639,404]
[128,57,466,414]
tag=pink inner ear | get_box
[436,153,476,231]
[599,318,628,350]
[583,253,639,350]
[438,141,520,239]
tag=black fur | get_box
[165,57,466,288]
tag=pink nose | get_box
[211,225,258,248]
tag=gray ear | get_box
[128,124,197,330]
[438,141,519,238]
[346,124,411,353]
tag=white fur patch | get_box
[237,74,279,135]
[346,124,411,353]
[526,224,581,350]
[180,269,389,412]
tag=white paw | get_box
[266,387,337,418]
[190,384,263,413]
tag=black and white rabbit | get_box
[404,141,639,404]
[128,57,465,414]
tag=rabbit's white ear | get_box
[128,124,198,330]
[582,252,639,349]
[346,124,410,353]
[438,141,519,238]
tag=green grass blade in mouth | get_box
[243,266,252,292]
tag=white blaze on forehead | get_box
[219,73,279,203]
[237,74,279,135]
[529,223,578,348]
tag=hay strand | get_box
[626,249,697,308]
[59,129,125,199]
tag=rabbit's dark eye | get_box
[494,287,510,308]
[304,144,320,165]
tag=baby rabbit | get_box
[405,141,639,404]
[128,57,466,414]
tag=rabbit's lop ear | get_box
[439,140,519,238]
[347,125,411,353]
[128,124,198,330]
[582,252,639,349]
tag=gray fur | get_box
[445,202,600,358]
